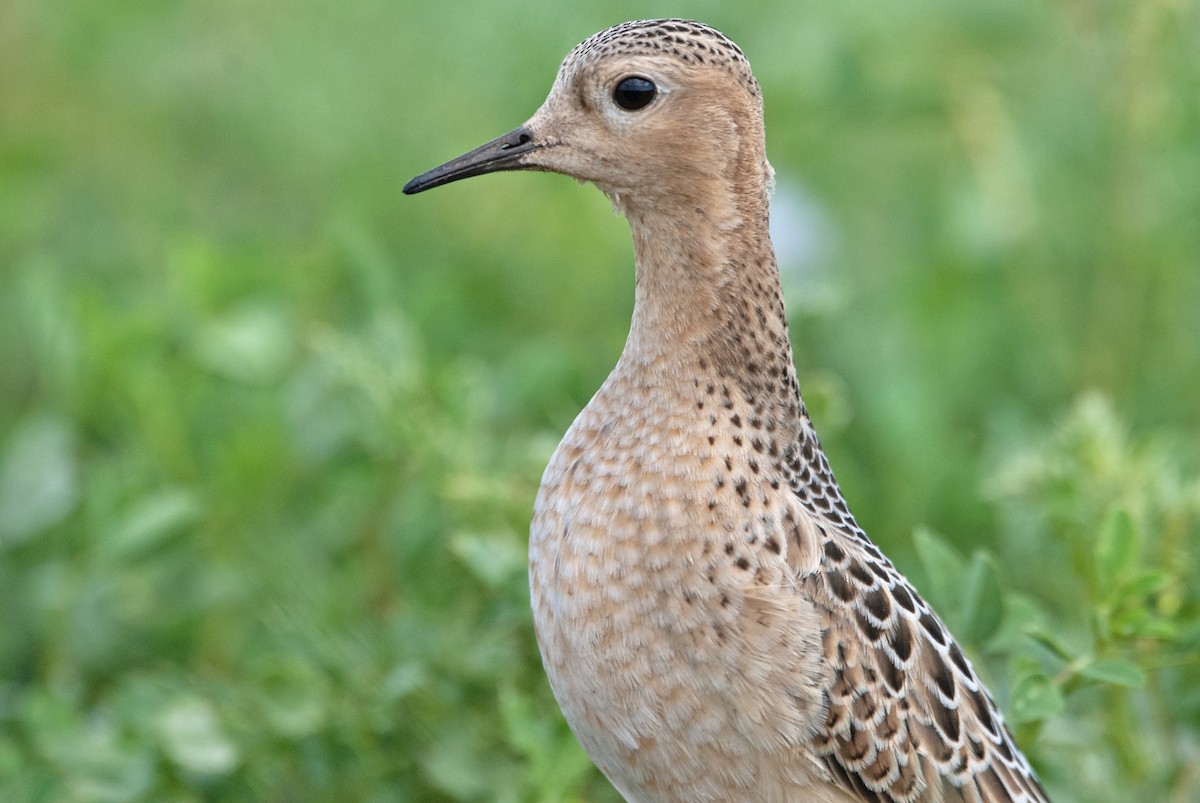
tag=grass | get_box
[1,1,1198,800]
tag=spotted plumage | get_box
[565,19,761,97]
[405,18,1051,803]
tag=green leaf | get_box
[498,682,549,758]
[960,551,1006,645]
[1121,569,1170,598]
[1009,672,1065,724]
[450,531,526,590]
[1080,659,1146,688]
[157,697,239,777]
[990,593,1049,653]
[256,657,329,739]
[1096,506,1138,591]
[1113,610,1179,640]
[499,684,594,801]
[104,488,201,561]
[913,526,966,614]
[0,414,78,545]
[191,304,294,384]
[1025,626,1075,662]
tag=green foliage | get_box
[984,394,1200,800]
[913,527,1006,646]
[913,393,1200,800]
[1,1,1197,801]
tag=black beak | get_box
[403,125,539,195]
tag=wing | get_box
[781,431,1052,803]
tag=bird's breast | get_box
[527,372,831,794]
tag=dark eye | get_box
[613,76,656,111]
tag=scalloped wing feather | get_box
[793,522,1050,802]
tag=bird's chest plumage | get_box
[527,374,834,801]
[529,382,716,668]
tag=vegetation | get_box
[1,1,1197,800]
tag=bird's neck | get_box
[617,188,801,416]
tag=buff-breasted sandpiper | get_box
[405,19,1051,803]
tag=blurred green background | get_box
[2,0,1198,800]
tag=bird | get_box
[404,18,1051,803]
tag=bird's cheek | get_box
[525,140,612,186]
[523,142,587,181]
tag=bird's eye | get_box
[613,76,656,111]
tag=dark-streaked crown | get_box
[563,19,761,98]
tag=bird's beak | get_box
[403,125,540,194]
